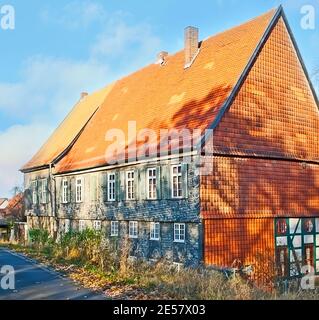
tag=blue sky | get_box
[0,0,318,197]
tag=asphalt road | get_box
[0,249,107,300]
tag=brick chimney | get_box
[184,26,199,68]
[81,92,88,100]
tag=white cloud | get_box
[40,1,107,30]
[91,21,161,58]
[0,3,162,197]
[0,56,110,123]
[0,123,54,197]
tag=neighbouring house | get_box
[0,193,25,240]
[1,193,25,223]
[20,7,319,284]
[0,198,8,210]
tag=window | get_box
[129,221,138,239]
[174,223,186,243]
[93,220,102,231]
[171,165,183,199]
[111,221,119,237]
[62,179,68,204]
[76,178,84,203]
[150,222,160,241]
[147,168,157,200]
[40,179,47,204]
[31,181,37,204]
[276,219,288,235]
[126,171,135,200]
[79,220,85,232]
[65,219,70,233]
[108,173,116,202]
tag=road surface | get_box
[0,248,107,300]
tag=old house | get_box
[21,7,319,281]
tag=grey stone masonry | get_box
[24,155,203,266]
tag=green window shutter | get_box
[156,166,161,200]
[90,175,97,201]
[67,179,71,203]
[45,178,49,204]
[38,180,42,203]
[133,169,139,200]
[161,165,171,200]
[181,163,188,199]
[101,173,108,202]
[118,171,125,201]
[70,177,75,203]
[139,167,146,200]
[59,179,64,203]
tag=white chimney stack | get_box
[184,26,199,68]
[156,51,168,65]
[81,92,88,100]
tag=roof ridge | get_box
[104,8,279,87]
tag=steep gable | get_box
[213,16,319,161]
[55,10,275,173]
[21,84,114,172]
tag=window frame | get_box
[174,223,186,243]
[147,168,157,200]
[171,165,183,199]
[62,179,69,204]
[150,222,160,241]
[76,177,84,203]
[126,171,135,201]
[129,221,138,239]
[111,221,119,237]
[79,220,85,232]
[108,172,116,202]
[93,220,102,231]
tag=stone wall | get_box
[25,156,203,266]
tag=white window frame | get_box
[62,179,68,204]
[171,165,183,199]
[40,179,47,204]
[147,168,157,200]
[111,221,119,237]
[79,220,85,232]
[129,221,138,239]
[93,220,102,231]
[65,219,70,233]
[31,181,37,204]
[150,222,160,241]
[108,173,116,202]
[174,223,186,243]
[76,177,84,203]
[126,171,135,200]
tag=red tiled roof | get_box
[21,84,115,171]
[54,10,276,173]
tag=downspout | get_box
[49,163,58,237]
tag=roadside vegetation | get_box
[1,228,319,300]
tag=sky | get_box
[0,0,318,197]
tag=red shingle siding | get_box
[201,156,319,218]
[213,18,319,161]
[204,218,275,284]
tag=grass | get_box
[2,229,319,300]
